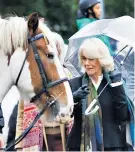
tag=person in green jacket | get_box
[76,0,115,56]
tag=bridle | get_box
[2,32,69,151]
[16,32,68,102]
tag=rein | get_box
[2,95,61,151]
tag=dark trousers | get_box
[43,133,63,151]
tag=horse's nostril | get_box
[61,113,65,117]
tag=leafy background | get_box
[0,0,134,42]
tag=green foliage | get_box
[0,0,133,41]
[0,0,79,41]
[0,0,46,17]
[104,0,134,18]
[44,0,78,40]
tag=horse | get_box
[5,30,73,151]
[0,12,74,151]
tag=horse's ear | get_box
[28,12,39,35]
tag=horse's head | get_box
[24,12,74,124]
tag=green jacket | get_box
[76,18,115,56]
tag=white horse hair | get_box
[0,17,57,56]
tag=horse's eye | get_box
[46,52,54,59]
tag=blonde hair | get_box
[79,38,114,72]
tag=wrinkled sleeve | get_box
[69,76,82,116]
[112,85,129,121]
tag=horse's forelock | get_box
[38,22,53,43]
[8,17,28,51]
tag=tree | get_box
[104,0,134,18]
[43,0,78,41]
[0,0,79,42]
[0,0,134,41]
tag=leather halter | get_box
[15,33,68,102]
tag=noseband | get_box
[15,33,68,102]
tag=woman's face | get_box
[92,3,101,19]
[81,50,102,77]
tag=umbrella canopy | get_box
[66,16,135,61]
[69,16,135,47]
[66,16,135,62]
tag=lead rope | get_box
[43,124,66,151]
[60,123,66,151]
[43,126,49,151]
[42,92,64,151]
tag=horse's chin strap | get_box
[30,78,68,103]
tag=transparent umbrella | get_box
[64,15,135,101]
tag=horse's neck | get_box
[0,67,13,102]
[9,48,36,103]
[0,50,13,102]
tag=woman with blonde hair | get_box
[67,38,131,151]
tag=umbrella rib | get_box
[64,49,78,62]
[120,47,133,66]
[114,45,128,61]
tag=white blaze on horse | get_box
[0,13,74,150]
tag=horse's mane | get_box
[0,16,27,55]
[51,32,68,64]
[0,16,55,56]
[0,19,10,55]
[39,22,54,44]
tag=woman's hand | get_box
[73,84,90,100]
[109,68,123,87]
[110,68,122,83]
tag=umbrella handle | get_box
[85,99,99,116]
